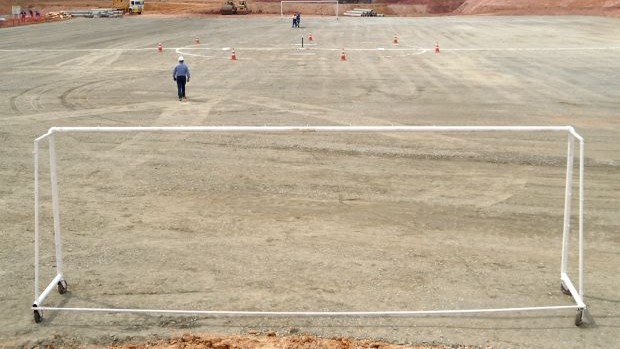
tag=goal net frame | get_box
[31,125,586,325]
[280,0,339,19]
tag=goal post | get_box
[281,0,339,19]
[31,125,586,325]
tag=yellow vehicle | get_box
[237,0,249,14]
[221,0,250,15]
[113,0,144,14]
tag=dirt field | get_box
[456,0,620,16]
[1,15,619,349]
[2,0,620,20]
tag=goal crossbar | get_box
[280,0,339,19]
[32,125,586,325]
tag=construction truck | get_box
[113,0,144,14]
[237,1,249,14]
[221,0,250,15]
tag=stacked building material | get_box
[44,11,72,21]
[68,9,124,18]
[343,8,383,16]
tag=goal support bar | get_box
[32,125,586,325]
[280,1,339,19]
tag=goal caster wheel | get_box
[33,305,43,323]
[560,282,571,295]
[575,309,585,327]
[57,279,68,294]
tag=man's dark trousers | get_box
[176,76,187,99]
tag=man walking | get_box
[172,56,190,101]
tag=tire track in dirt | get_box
[9,84,48,115]
[10,80,105,115]
[10,50,126,115]
[55,50,124,72]
[60,81,103,111]
[56,50,125,109]
[29,85,60,112]
[2,101,171,125]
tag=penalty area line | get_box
[2,46,618,53]
[443,46,620,52]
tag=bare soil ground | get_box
[456,0,620,16]
[1,0,620,20]
[109,333,483,349]
[0,12,619,349]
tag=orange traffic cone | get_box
[308,33,314,41]
[195,36,200,44]
[340,48,347,61]
[157,43,163,52]
[435,42,440,54]
[393,34,399,45]
[230,49,237,60]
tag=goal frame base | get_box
[32,125,586,326]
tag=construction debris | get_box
[44,11,72,21]
[343,8,383,17]
[68,9,124,18]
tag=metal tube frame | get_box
[560,136,574,278]
[280,1,339,19]
[32,126,586,325]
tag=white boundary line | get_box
[1,46,619,53]
[445,47,620,52]
[0,48,158,52]
[1,46,619,52]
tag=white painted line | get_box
[444,47,620,52]
[176,47,211,50]
[0,46,618,54]
[0,48,157,52]
[176,52,215,59]
[403,49,428,56]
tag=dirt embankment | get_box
[454,0,620,16]
[105,332,484,349]
[2,0,620,17]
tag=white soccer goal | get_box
[32,126,586,326]
[281,0,339,19]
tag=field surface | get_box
[1,15,619,348]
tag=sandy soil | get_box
[455,0,620,16]
[109,332,484,349]
[1,14,619,349]
[2,0,620,19]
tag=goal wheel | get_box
[575,309,584,327]
[560,282,571,295]
[57,280,68,294]
[33,305,43,323]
